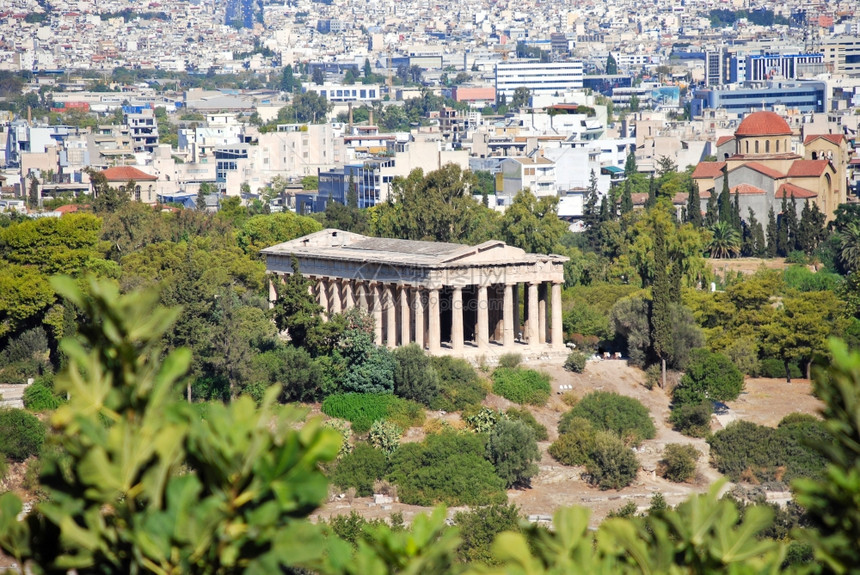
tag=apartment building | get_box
[494,61,584,99]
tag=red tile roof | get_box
[691,161,726,179]
[787,159,831,178]
[803,134,845,146]
[716,136,735,147]
[735,162,785,180]
[776,183,817,199]
[736,111,792,137]
[731,183,765,195]
[101,166,157,181]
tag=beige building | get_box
[263,229,568,356]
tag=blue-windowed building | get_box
[296,159,396,214]
[690,81,826,117]
[214,144,249,184]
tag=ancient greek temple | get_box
[262,229,568,355]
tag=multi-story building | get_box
[123,106,159,154]
[494,61,584,99]
[743,54,825,82]
[821,36,860,76]
[303,84,382,104]
[691,81,827,117]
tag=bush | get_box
[506,407,549,441]
[492,368,551,406]
[660,444,700,482]
[0,408,45,461]
[487,419,540,488]
[497,353,522,369]
[331,443,389,497]
[548,417,596,466]
[321,393,424,433]
[562,391,656,445]
[644,364,661,390]
[560,391,579,407]
[708,418,828,483]
[670,401,713,437]
[392,344,440,406]
[388,431,506,506]
[465,408,503,433]
[586,432,638,490]
[723,337,761,377]
[564,351,589,373]
[250,345,323,403]
[759,358,803,380]
[454,504,522,565]
[673,348,744,408]
[429,356,486,412]
[368,420,402,455]
[23,376,63,412]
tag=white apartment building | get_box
[303,84,382,103]
[495,61,584,99]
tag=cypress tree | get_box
[777,193,790,257]
[620,179,634,215]
[645,174,656,210]
[741,219,753,257]
[705,189,719,228]
[598,195,610,223]
[686,181,702,226]
[748,208,766,258]
[624,146,637,177]
[766,206,778,258]
[731,190,742,232]
[650,223,673,388]
[797,200,814,254]
[717,167,732,224]
[583,170,600,248]
[784,192,800,253]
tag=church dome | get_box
[735,111,792,137]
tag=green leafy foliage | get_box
[236,212,322,256]
[454,504,522,565]
[759,358,802,380]
[660,443,700,482]
[669,400,713,437]
[492,367,551,406]
[465,407,503,433]
[497,353,522,369]
[586,432,638,490]
[388,431,506,506]
[368,420,402,456]
[487,419,540,488]
[505,407,548,441]
[673,348,744,407]
[392,344,440,406]
[562,391,656,445]
[0,408,45,461]
[708,416,828,483]
[332,443,389,496]
[429,356,486,412]
[322,393,423,433]
[549,417,596,466]
[22,376,64,412]
[564,350,589,373]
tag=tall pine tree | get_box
[583,170,601,248]
[766,206,778,258]
[686,181,702,226]
[620,179,634,215]
[645,174,657,210]
[650,222,673,388]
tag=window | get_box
[755,141,759,153]
[134,185,141,202]
[765,141,770,153]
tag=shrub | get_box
[321,393,424,433]
[497,353,522,369]
[331,443,389,497]
[724,337,761,377]
[487,419,540,488]
[465,408,503,433]
[759,358,803,380]
[23,376,64,412]
[506,407,548,441]
[660,444,700,482]
[327,511,390,546]
[564,351,589,373]
[778,413,819,427]
[454,504,522,565]
[670,401,713,437]
[429,356,486,412]
[560,391,579,407]
[250,345,324,403]
[785,250,808,264]
[0,408,45,461]
[586,432,638,490]
[492,368,551,406]
[644,364,661,390]
[368,420,402,455]
[548,417,596,466]
[392,344,440,406]
[388,431,506,506]
[562,391,656,445]
[674,348,744,408]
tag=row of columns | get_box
[272,274,564,353]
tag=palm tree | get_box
[708,221,741,259]
[839,222,860,273]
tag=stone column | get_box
[356,281,368,311]
[503,283,515,347]
[528,282,539,345]
[551,281,564,348]
[343,280,355,310]
[268,275,277,310]
[428,287,441,353]
[513,283,520,341]
[371,282,383,345]
[330,279,342,314]
[477,285,489,350]
[385,284,397,349]
[538,283,547,344]
[399,285,411,345]
[318,278,329,319]
[414,287,425,350]
[451,286,464,352]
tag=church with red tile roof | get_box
[693,111,849,225]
